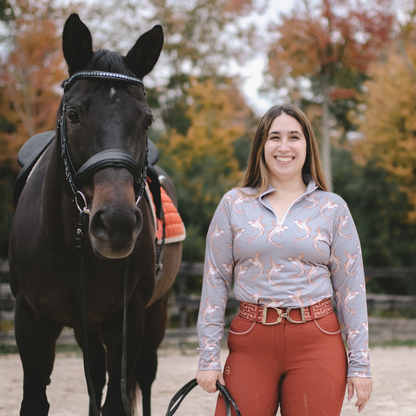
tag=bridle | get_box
[58,70,149,212]
[59,70,149,416]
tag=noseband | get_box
[58,70,148,212]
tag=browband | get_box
[63,70,145,94]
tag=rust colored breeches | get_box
[215,309,347,416]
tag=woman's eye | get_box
[67,110,80,123]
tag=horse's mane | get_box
[86,49,129,75]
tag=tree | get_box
[265,0,393,190]
[0,0,66,151]
[353,35,416,219]
[83,0,261,136]
[156,78,247,260]
[332,147,416,296]
[84,0,259,78]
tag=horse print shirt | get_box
[197,176,371,378]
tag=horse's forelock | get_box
[60,50,134,90]
[86,49,130,75]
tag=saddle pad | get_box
[145,184,186,244]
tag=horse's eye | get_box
[67,110,80,124]
[146,116,153,130]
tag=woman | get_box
[196,104,372,416]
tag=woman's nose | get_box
[278,138,290,152]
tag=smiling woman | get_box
[195,104,373,416]
[264,113,307,184]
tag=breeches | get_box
[215,309,347,416]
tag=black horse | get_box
[9,14,182,416]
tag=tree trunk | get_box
[321,84,332,191]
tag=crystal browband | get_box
[63,70,145,93]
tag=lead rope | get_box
[121,256,132,416]
[77,211,100,416]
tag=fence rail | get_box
[2,261,416,345]
[3,259,416,278]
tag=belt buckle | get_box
[261,306,283,325]
[285,307,306,324]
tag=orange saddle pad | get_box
[145,183,186,244]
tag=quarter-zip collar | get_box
[259,174,319,225]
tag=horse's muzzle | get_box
[89,202,143,259]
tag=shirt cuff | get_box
[197,347,222,371]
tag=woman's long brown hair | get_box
[238,104,328,197]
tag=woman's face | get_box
[263,112,307,185]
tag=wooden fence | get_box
[1,260,416,345]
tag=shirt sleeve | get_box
[329,200,371,378]
[197,193,235,371]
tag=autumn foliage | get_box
[267,0,393,95]
[158,79,244,217]
[354,35,416,219]
[0,0,65,167]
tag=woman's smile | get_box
[274,156,295,163]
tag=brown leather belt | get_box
[238,298,333,325]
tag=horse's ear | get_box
[62,14,93,76]
[124,25,164,79]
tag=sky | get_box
[238,1,297,115]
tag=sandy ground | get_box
[0,347,415,416]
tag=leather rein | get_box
[59,70,148,416]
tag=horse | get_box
[8,13,182,416]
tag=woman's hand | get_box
[196,369,225,393]
[347,377,373,412]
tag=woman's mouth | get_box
[275,156,295,162]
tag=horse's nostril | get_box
[90,206,142,240]
[90,209,107,238]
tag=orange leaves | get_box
[267,0,393,85]
[0,0,66,166]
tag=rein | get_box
[63,70,148,416]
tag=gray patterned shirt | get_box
[197,176,371,378]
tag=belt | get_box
[238,298,333,325]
